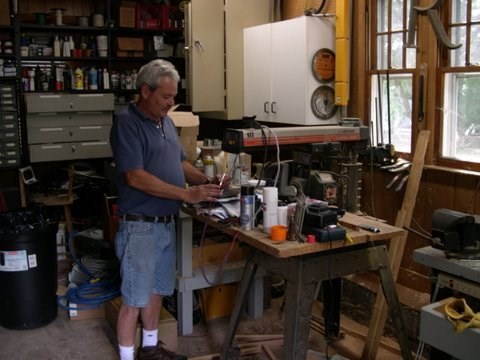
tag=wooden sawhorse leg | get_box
[220,257,258,359]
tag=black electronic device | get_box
[302,203,339,228]
[431,208,480,259]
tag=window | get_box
[440,0,480,163]
[370,0,414,153]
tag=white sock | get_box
[119,345,135,360]
[142,328,158,347]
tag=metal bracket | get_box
[406,0,462,50]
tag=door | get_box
[243,23,273,122]
[186,0,224,112]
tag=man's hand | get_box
[184,183,222,204]
[210,173,232,189]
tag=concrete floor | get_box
[0,295,406,360]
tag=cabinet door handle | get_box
[264,102,270,114]
[271,102,277,114]
[194,40,205,52]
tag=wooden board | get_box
[362,130,430,359]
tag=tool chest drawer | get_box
[25,93,115,113]
[29,141,112,162]
[27,125,111,144]
[27,111,112,128]
[25,93,114,162]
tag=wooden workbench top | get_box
[181,207,405,258]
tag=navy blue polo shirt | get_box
[110,102,187,217]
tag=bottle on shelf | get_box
[63,66,72,90]
[53,36,61,57]
[103,68,110,89]
[68,36,75,53]
[89,67,98,90]
[34,65,42,91]
[74,67,84,90]
[63,36,70,57]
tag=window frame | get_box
[367,0,480,172]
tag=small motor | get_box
[307,171,337,204]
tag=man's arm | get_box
[124,167,220,204]
[182,160,210,185]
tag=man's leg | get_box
[117,303,140,360]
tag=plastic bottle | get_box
[97,67,103,89]
[103,68,110,89]
[53,36,60,57]
[62,36,70,57]
[68,36,75,52]
[74,67,84,90]
[88,67,98,90]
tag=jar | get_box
[203,155,215,178]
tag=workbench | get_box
[179,207,412,359]
[175,209,264,335]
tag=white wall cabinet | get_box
[186,0,273,120]
[244,16,339,126]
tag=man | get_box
[110,59,224,360]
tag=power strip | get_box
[437,272,480,299]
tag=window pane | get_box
[391,33,403,68]
[451,0,467,24]
[392,0,404,31]
[442,73,480,162]
[377,0,389,32]
[450,26,466,66]
[370,74,412,153]
[406,47,416,69]
[472,25,480,65]
[377,34,388,70]
[473,0,480,22]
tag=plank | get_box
[362,130,430,359]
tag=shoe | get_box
[136,341,187,360]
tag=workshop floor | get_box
[0,295,407,360]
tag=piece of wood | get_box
[362,130,430,359]
[262,344,278,360]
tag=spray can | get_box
[240,185,255,230]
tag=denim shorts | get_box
[115,220,176,307]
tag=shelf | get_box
[19,24,109,33]
[21,56,109,62]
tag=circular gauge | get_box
[311,86,338,120]
[312,48,336,82]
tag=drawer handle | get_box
[69,103,74,109]
[69,130,74,136]
[71,145,76,152]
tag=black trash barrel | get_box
[0,208,58,329]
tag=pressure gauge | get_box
[311,85,338,120]
[312,48,335,82]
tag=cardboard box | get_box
[69,303,105,321]
[192,238,245,268]
[105,297,177,351]
[119,1,136,28]
[117,37,144,57]
[168,108,200,162]
[199,283,238,321]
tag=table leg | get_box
[375,247,412,360]
[220,258,258,359]
[283,258,317,360]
